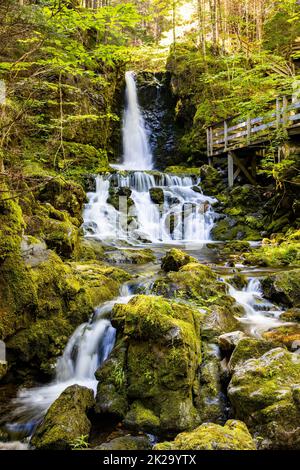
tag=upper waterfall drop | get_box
[119,71,153,171]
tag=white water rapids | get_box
[83,172,216,245]
[229,278,286,337]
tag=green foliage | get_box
[70,434,90,450]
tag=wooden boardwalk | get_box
[206,94,300,186]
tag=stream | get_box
[0,70,291,448]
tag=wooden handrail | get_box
[207,94,300,157]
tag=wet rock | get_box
[154,420,255,450]
[195,343,226,424]
[228,273,248,290]
[263,324,300,350]
[261,270,300,307]
[161,248,197,272]
[96,434,151,450]
[96,295,202,434]
[280,308,300,322]
[104,248,156,265]
[149,187,164,205]
[31,385,95,450]
[95,342,128,418]
[218,331,246,353]
[228,337,282,373]
[228,348,300,449]
[21,236,49,267]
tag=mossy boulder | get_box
[76,238,105,262]
[228,337,281,373]
[149,187,164,205]
[95,295,202,434]
[228,348,300,449]
[153,262,227,305]
[161,248,197,272]
[31,385,95,450]
[35,177,86,221]
[263,325,300,350]
[261,269,300,307]
[154,420,255,450]
[218,331,246,353]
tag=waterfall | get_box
[83,172,217,245]
[8,287,133,427]
[116,71,153,171]
[228,278,286,337]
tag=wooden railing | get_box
[207,94,300,157]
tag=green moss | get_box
[153,262,228,307]
[245,241,300,267]
[31,385,95,450]
[263,324,300,350]
[260,269,300,307]
[228,337,281,372]
[228,347,300,448]
[155,420,256,450]
[161,248,197,272]
[124,401,161,433]
[0,183,24,261]
[149,187,164,205]
[164,166,200,175]
[96,295,202,433]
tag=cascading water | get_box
[228,278,286,337]
[7,286,133,430]
[115,71,153,171]
[83,172,217,245]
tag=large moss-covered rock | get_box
[261,269,300,307]
[31,385,95,450]
[161,248,197,272]
[95,295,202,434]
[228,348,300,449]
[154,420,256,450]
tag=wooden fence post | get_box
[224,120,228,151]
[228,151,234,188]
[282,96,288,127]
[276,97,281,129]
[247,116,251,144]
